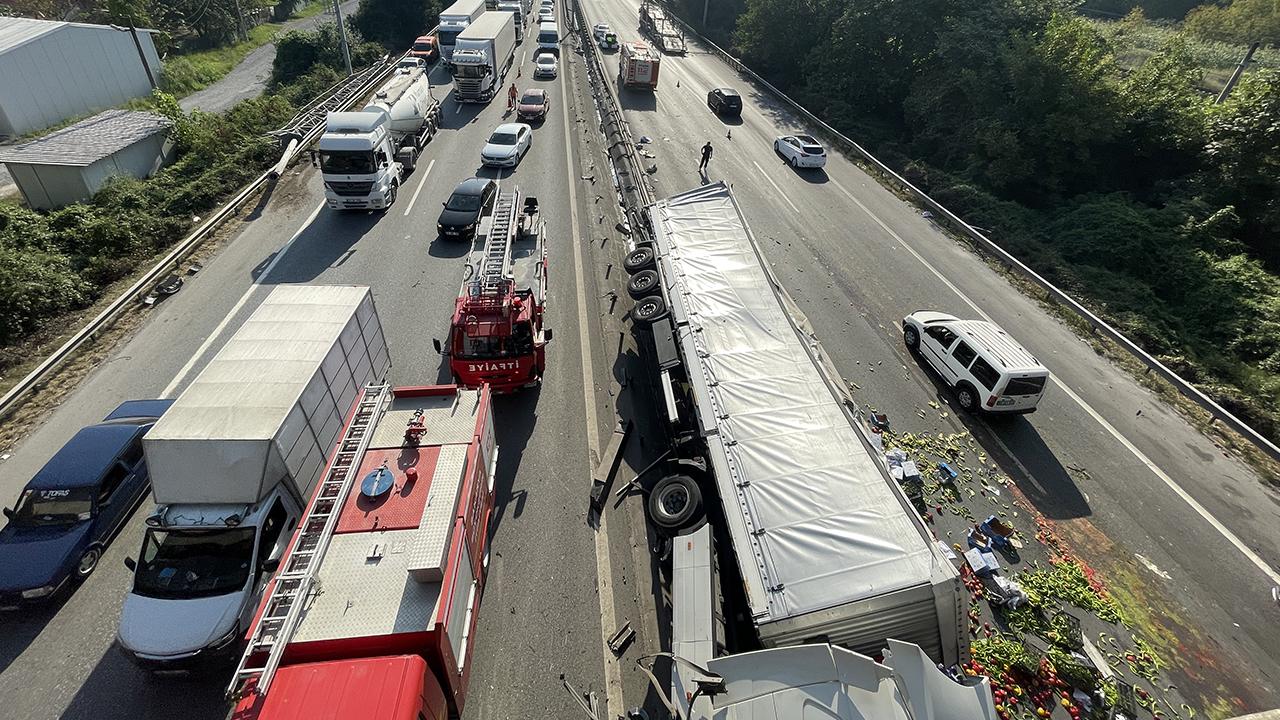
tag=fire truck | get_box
[228,383,497,720]
[437,190,549,392]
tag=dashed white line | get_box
[161,200,324,398]
[403,158,437,216]
[753,160,800,213]
[827,176,1280,586]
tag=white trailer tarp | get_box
[648,183,952,635]
[146,285,389,505]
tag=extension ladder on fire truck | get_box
[226,383,393,700]
[479,191,519,293]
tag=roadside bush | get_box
[351,0,440,52]
[272,22,385,85]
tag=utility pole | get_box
[233,0,247,42]
[702,0,709,28]
[333,0,353,76]
[1216,42,1260,105]
[125,22,158,90]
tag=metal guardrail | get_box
[654,9,1280,464]
[0,54,408,423]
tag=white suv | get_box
[902,311,1050,414]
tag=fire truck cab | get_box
[436,190,549,392]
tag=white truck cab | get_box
[118,493,298,670]
[319,111,402,211]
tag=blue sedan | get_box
[0,399,172,608]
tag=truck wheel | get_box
[627,269,659,299]
[632,295,667,323]
[623,246,656,274]
[76,547,102,580]
[903,324,920,350]
[955,382,979,413]
[382,184,398,212]
[647,474,703,532]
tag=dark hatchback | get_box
[0,399,172,608]
[707,87,742,117]
[437,177,497,240]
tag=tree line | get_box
[670,0,1280,443]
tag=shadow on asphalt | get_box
[428,234,473,259]
[439,95,488,130]
[487,387,542,541]
[983,413,1092,520]
[792,166,830,184]
[59,647,226,720]
[253,208,382,284]
[617,86,657,113]
[0,594,69,673]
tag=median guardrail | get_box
[653,7,1280,464]
[0,47,415,423]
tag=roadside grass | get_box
[160,1,330,98]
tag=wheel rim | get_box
[958,389,974,408]
[658,485,689,517]
[78,550,99,575]
[905,328,917,345]
[638,299,659,317]
[634,274,654,292]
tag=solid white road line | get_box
[560,45,626,716]
[161,200,325,398]
[753,160,800,213]
[828,177,1280,586]
[403,158,438,216]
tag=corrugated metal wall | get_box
[0,24,160,137]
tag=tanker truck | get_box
[319,63,443,211]
[451,12,517,103]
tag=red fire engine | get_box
[437,190,549,392]
[229,383,497,720]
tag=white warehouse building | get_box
[0,16,161,138]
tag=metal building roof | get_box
[0,16,155,55]
[0,109,171,167]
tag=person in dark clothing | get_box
[699,141,713,171]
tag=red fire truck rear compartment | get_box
[231,384,497,720]
[233,655,446,720]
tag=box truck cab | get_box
[115,286,390,672]
[451,12,517,102]
[438,0,488,62]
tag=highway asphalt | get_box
[578,0,1280,711]
[3,1,1279,717]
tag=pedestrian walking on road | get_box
[508,83,518,110]
[699,141,713,171]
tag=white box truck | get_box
[451,12,517,103]
[438,0,488,62]
[628,183,967,670]
[115,285,390,672]
[319,64,442,211]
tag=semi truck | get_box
[438,0,488,62]
[228,383,497,720]
[618,41,661,90]
[639,0,686,54]
[116,285,390,672]
[434,190,549,392]
[626,183,967,680]
[319,63,442,211]
[451,12,517,103]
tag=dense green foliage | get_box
[0,91,282,349]
[351,0,440,51]
[709,0,1280,440]
[93,0,278,50]
[271,21,385,85]
[1184,0,1280,45]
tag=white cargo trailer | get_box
[117,285,390,672]
[631,183,966,666]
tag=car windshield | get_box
[11,487,93,526]
[537,56,555,65]
[520,92,543,104]
[455,321,534,359]
[413,41,433,51]
[437,29,462,46]
[489,132,518,145]
[133,527,256,599]
[320,150,376,175]
[447,192,483,211]
[538,31,556,43]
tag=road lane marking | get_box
[403,158,437,216]
[560,45,626,716]
[753,160,800,213]
[827,177,1280,586]
[161,200,325,398]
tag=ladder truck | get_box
[435,190,550,392]
[228,383,498,720]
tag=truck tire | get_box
[623,246,656,274]
[381,183,398,213]
[626,269,659,299]
[647,474,703,532]
[632,295,667,323]
[955,382,979,413]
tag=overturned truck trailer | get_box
[630,183,966,670]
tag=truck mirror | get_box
[544,328,553,342]
[433,338,443,354]
[262,557,281,573]
[123,557,136,572]
[2,507,11,519]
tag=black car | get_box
[0,399,172,608]
[437,178,498,240]
[707,87,742,117]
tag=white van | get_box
[537,21,559,55]
[902,311,1050,414]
